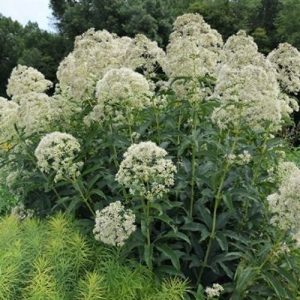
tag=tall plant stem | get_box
[155,109,161,145]
[71,179,95,217]
[243,131,269,226]
[198,130,238,283]
[189,106,197,217]
[142,196,152,269]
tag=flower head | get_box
[212,64,281,131]
[85,68,152,126]
[268,43,300,94]
[205,283,224,299]
[116,141,176,201]
[34,132,83,182]
[267,162,300,243]
[57,29,132,102]
[164,13,223,79]
[0,97,19,143]
[93,201,136,247]
[7,65,52,99]
[18,92,57,136]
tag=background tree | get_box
[0,15,68,97]
[276,0,300,49]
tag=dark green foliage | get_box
[0,15,68,97]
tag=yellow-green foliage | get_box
[0,214,188,300]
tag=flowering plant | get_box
[1,13,300,299]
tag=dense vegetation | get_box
[1,9,300,298]
[1,1,300,299]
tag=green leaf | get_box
[89,189,106,199]
[156,244,182,271]
[158,231,191,245]
[215,232,228,251]
[144,244,153,269]
[262,272,289,299]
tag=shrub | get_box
[1,12,300,298]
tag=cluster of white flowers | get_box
[7,65,52,100]
[93,201,136,247]
[212,31,299,131]
[220,30,259,68]
[268,43,300,94]
[0,97,19,143]
[277,161,300,183]
[57,29,132,102]
[163,14,223,101]
[126,34,165,80]
[116,141,176,201]
[57,29,164,104]
[205,283,224,299]
[34,132,83,182]
[164,14,223,79]
[226,150,252,165]
[278,93,299,120]
[85,68,152,126]
[267,162,300,244]
[212,64,281,131]
[17,92,57,136]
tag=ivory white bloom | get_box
[57,29,133,102]
[18,92,57,136]
[226,150,252,165]
[57,28,165,106]
[93,201,136,247]
[164,13,223,79]
[0,97,19,143]
[116,141,176,201]
[212,64,281,131]
[221,30,259,68]
[267,162,300,243]
[34,132,83,182]
[126,34,165,79]
[205,283,224,299]
[268,43,300,94]
[85,68,152,125]
[7,65,52,99]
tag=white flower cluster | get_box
[126,34,165,80]
[164,14,223,79]
[220,30,259,68]
[278,93,299,120]
[268,43,300,94]
[7,65,52,100]
[85,68,152,126]
[93,201,136,247]
[211,30,288,131]
[57,29,164,104]
[205,283,224,299]
[226,150,252,166]
[17,92,57,136]
[57,29,131,102]
[163,14,223,101]
[212,64,281,131]
[267,161,300,244]
[277,161,300,183]
[0,97,19,143]
[34,132,83,182]
[116,141,176,201]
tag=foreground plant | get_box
[0,214,189,300]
